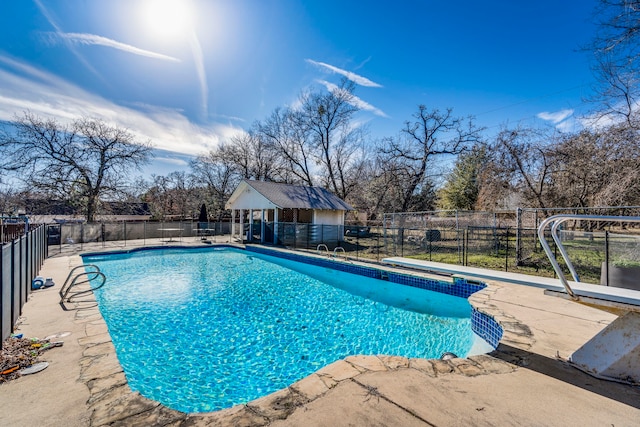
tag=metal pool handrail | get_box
[333,246,346,258]
[537,214,640,300]
[59,264,106,306]
[59,264,100,299]
[317,244,329,256]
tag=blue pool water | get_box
[84,247,476,413]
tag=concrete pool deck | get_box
[2,242,640,426]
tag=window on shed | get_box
[297,209,312,223]
[281,208,295,222]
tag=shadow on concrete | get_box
[491,343,640,409]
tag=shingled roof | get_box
[228,180,352,210]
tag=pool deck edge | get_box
[3,243,640,426]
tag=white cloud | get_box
[537,109,574,124]
[577,99,640,130]
[555,117,581,133]
[0,55,241,156]
[154,156,191,167]
[318,80,388,117]
[306,59,382,88]
[45,32,181,62]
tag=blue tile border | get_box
[246,246,383,279]
[246,246,504,350]
[471,308,503,348]
[385,273,486,299]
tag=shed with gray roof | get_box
[226,180,352,245]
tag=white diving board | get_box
[381,257,640,311]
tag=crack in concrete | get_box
[351,378,439,427]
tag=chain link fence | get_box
[40,208,640,288]
[44,221,232,257]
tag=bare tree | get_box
[141,172,199,220]
[0,185,20,216]
[482,123,640,209]
[590,57,640,127]
[548,130,608,208]
[296,79,364,199]
[0,112,152,222]
[488,127,555,210]
[590,1,640,125]
[225,129,283,181]
[259,108,315,185]
[190,145,241,219]
[189,126,289,217]
[581,124,640,206]
[380,106,483,212]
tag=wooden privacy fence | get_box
[1,222,27,244]
[0,225,47,346]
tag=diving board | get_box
[382,256,579,289]
[381,256,640,311]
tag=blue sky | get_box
[0,0,600,175]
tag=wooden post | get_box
[249,209,254,242]
[231,209,236,238]
[274,208,279,244]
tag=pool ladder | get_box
[317,244,347,260]
[59,264,106,309]
[317,244,329,256]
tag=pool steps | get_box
[59,264,105,310]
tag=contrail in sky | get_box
[188,31,209,120]
[307,59,382,88]
[319,80,387,117]
[33,0,102,79]
[48,32,181,63]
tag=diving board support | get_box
[569,311,640,384]
[538,214,640,384]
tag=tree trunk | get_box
[86,193,98,223]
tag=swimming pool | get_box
[83,246,491,413]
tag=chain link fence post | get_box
[516,207,522,266]
[505,227,510,271]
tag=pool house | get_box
[226,180,352,246]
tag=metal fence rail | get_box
[45,221,232,256]
[538,214,640,298]
[265,222,634,286]
[42,217,640,288]
[1,225,47,345]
